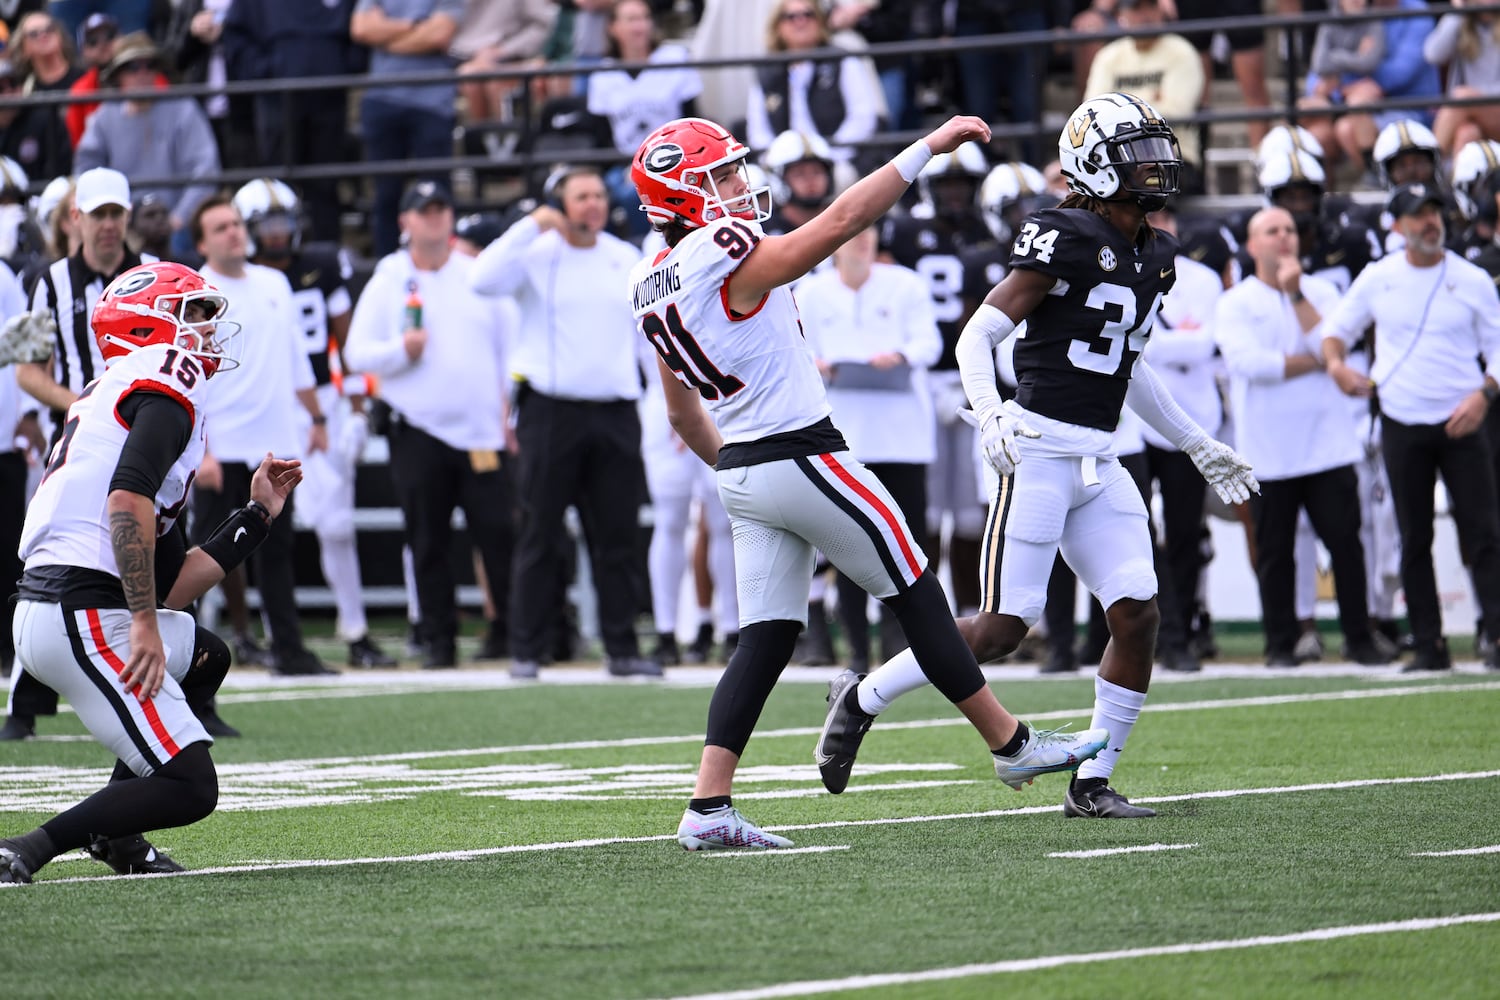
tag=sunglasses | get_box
[85,30,118,46]
[780,9,817,22]
[23,25,56,40]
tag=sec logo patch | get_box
[1098,246,1118,272]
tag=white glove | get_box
[337,410,369,467]
[1186,437,1260,505]
[958,407,1041,476]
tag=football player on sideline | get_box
[0,262,302,884]
[817,94,1259,818]
[233,179,396,669]
[630,115,1110,852]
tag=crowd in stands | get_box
[3,0,1500,708]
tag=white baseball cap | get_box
[75,167,131,214]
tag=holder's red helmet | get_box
[92,261,239,377]
[631,117,771,230]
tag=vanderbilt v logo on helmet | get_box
[1058,92,1182,212]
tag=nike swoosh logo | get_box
[234,527,247,543]
[1160,268,1174,279]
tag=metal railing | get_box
[4,3,1490,198]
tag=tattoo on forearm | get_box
[109,510,156,613]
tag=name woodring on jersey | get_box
[633,263,683,311]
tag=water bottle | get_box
[404,280,422,330]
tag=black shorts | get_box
[1174,0,1265,53]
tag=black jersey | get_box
[880,211,993,370]
[1008,208,1179,432]
[959,239,1008,308]
[282,247,353,387]
[1451,225,1491,263]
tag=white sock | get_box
[855,647,930,715]
[1075,675,1148,782]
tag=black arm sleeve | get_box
[108,391,194,499]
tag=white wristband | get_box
[892,141,934,184]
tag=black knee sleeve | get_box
[182,627,231,711]
[883,572,986,704]
[156,741,220,824]
[703,620,801,757]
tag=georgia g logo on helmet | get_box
[109,268,159,299]
[643,143,685,174]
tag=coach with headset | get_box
[471,166,660,680]
[1323,182,1500,672]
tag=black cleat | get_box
[1062,776,1157,818]
[605,656,664,678]
[1402,641,1452,673]
[194,705,241,739]
[232,633,273,668]
[683,623,714,664]
[815,669,872,794]
[1343,630,1398,666]
[721,631,739,661]
[272,649,339,676]
[651,632,681,667]
[0,842,33,884]
[1160,646,1202,673]
[0,714,36,741]
[348,635,398,668]
[1040,650,1079,674]
[86,834,185,875]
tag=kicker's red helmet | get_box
[92,261,238,377]
[631,117,771,229]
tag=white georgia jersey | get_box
[629,216,830,445]
[20,342,209,575]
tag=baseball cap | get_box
[454,211,503,249]
[79,12,118,46]
[1386,182,1446,218]
[399,180,453,213]
[75,167,131,213]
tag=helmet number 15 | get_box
[643,304,745,401]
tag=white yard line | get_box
[655,913,1500,1000]
[1412,845,1500,857]
[1047,843,1198,859]
[695,846,851,859]
[8,769,1498,888]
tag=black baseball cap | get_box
[399,180,453,213]
[1386,182,1446,218]
[454,211,503,249]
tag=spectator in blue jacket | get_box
[1299,0,1440,177]
[224,0,363,243]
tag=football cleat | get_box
[348,635,398,668]
[1062,776,1157,818]
[815,669,872,794]
[677,808,792,850]
[0,842,34,884]
[86,834,186,875]
[992,724,1109,790]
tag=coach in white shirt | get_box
[1218,207,1395,667]
[193,194,333,677]
[471,166,659,679]
[1323,184,1500,672]
[798,225,939,668]
[346,182,515,670]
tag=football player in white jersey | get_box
[0,262,302,884]
[630,115,1111,852]
[818,94,1261,819]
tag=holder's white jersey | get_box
[21,343,209,575]
[629,216,830,446]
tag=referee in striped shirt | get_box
[16,167,147,444]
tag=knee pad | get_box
[1094,556,1158,610]
[160,741,220,821]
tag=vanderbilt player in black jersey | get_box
[818,94,1259,819]
[234,179,398,669]
[1244,150,1379,295]
[880,142,993,615]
